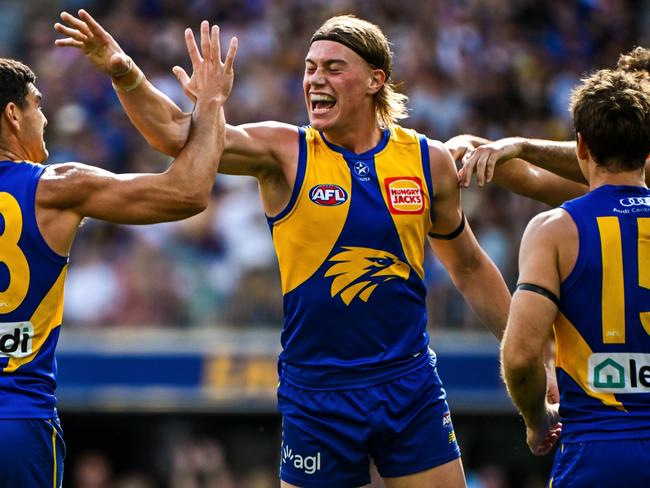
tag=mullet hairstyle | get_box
[311,15,408,129]
[570,69,650,172]
[0,58,35,113]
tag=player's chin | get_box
[308,113,335,131]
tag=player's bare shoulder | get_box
[525,208,575,243]
[426,137,459,197]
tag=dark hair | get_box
[570,69,650,172]
[0,58,35,113]
[616,46,650,74]
[311,15,408,128]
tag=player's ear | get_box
[576,132,590,162]
[1,102,20,133]
[368,68,386,95]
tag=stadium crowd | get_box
[1,0,645,331]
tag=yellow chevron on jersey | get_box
[5,265,67,373]
[554,311,624,410]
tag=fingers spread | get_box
[54,38,84,49]
[210,25,220,66]
[54,23,87,41]
[60,11,92,37]
[172,66,191,86]
[78,9,109,37]
[200,20,211,61]
[224,37,238,73]
[185,28,202,69]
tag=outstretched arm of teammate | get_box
[459,137,586,187]
[501,210,565,455]
[426,140,511,339]
[55,10,294,181]
[445,135,587,206]
[38,23,236,253]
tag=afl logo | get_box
[309,184,348,206]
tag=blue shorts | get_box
[0,418,66,488]
[278,363,461,488]
[549,438,650,488]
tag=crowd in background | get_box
[1,0,646,331]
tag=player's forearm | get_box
[518,139,586,184]
[502,353,548,429]
[113,64,191,158]
[454,253,510,339]
[492,159,588,206]
[162,97,225,211]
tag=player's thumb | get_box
[172,66,190,86]
[109,53,132,77]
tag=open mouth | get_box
[310,93,336,114]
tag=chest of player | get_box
[297,144,432,245]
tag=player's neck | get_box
[0,139,25,162]
[322,122,383,155]
[588,164,646,190]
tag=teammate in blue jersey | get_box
[56,10,511,488]
[0,33,235,488]
[501,69,650,487]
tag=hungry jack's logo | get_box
[325,247,411,305]
[384,177,424,214]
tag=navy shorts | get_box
[0,418,66,488]
[549,438,650,488]
[278,363,461,487]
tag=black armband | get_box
[516,283,560,308]
[428,213,466,240]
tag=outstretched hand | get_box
[172,21,238,104]
[54,9,131,77]
[526,403,562,456]
[459,137,525,188]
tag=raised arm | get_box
[426,140,511,339]
[55,10,293,180]
[38,22,236,255]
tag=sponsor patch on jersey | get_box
[0,321,34,358]
[309,184,348,206]
[589,353,650,393]
[384,177,424,214]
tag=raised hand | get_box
[172,21,237,104]
[54,9,131,78]
[459,137,525,187]
[526,403,562,456]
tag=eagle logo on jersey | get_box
[324,247,411,305]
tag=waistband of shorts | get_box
[279,347,435,390]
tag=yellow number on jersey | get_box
[0,192,29,313]
[598,216,650,344]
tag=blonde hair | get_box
[311,15,408,128]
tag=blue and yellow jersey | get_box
[270,126,436,389]
[0,161,67,418]
[557,184,650,441]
